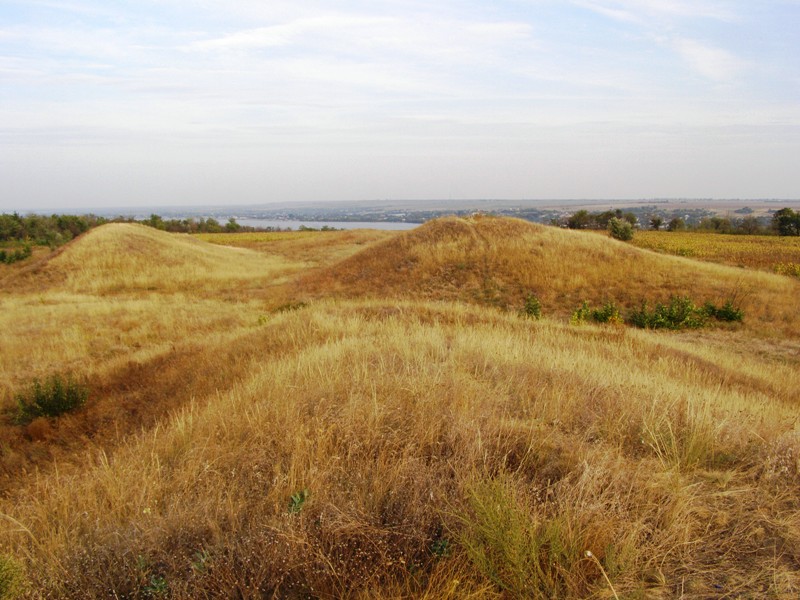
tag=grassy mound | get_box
[6,223,307,295]
[300,216,799,333]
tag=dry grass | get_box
[298,216,800,336]
[1,220,799,598]
[630,230,800,273]
[2,302,799,598]
[195,229,397,270]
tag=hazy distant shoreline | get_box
[236,219,419,231]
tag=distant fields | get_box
[630,230,800,275]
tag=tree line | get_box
[562,207,800,236]
[0,213,263,247]
[0,212,268,264]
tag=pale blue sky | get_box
[1,0,798,210]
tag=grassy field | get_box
[1,219,799,599]
[630,230,800,276]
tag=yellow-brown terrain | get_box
[1,218,798,599]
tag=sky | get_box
[1,0,799,211]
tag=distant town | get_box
[85,198,800,229]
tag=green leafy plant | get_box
[0,244,31,265]
[608,217,634,241]
[627,297,707,330]
[703,300,744,323]
[570,301,593,325]
[288,488,310,514]
[15,374,88,424]
[190,549,211,574]
[590,301,622,324]
[430,537,451,559]
[143,574,169,598]
[571,301,622,325]
[522,294,542,319]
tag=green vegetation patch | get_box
[571,297,743,330]
[627,296,743,330]
[570,301,622,325]
[15,374,89,424]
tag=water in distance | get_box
[238,219,419,231]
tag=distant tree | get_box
[225,218,241,232]
[567,210,591,229]
[622,212,638,226]
[0,213,23,241]
[146,214,166,230]
[736,215,763,235]
[667,217,686,232]
[608,217,634,241]
[698,216,732,233]
[772,208,800,236]
[594,210,619,228]
[650,216,664,231]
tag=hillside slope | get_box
[2,301,799,598]
[298,216,799,333]
[3,223,307,295]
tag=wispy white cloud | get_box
[573,0,738,22]
[1,0,798,208]
[671,38,749,81]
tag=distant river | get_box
[236,219,420,231]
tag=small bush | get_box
[0,554,25,599]
[591,301,622,324]
[627,296,743,330]
[15,374,88,424]
[608,217,634,241]
[0,245,31,265]
[704,300,744,323]
[571,301,622,325]
[570,301,592,325]
[627,297,707,330]
[522,294,542,319]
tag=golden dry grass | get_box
[195,228,398,269]
[298,216,800,336]
[1,219,799,599]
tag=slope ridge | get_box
[298,215,799,332]
[5,223,305,294]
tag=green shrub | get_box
[591,301,622,324]
[703,300,744,323]
[570,301,592,325]
[522,294,542,319]
[0,554,25,599]
[571,301,622,325]
[15,374,88,424]
[0,245,31,265]
[608,217,634,241]
[627,297,702,330]
[628,297,743,329]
